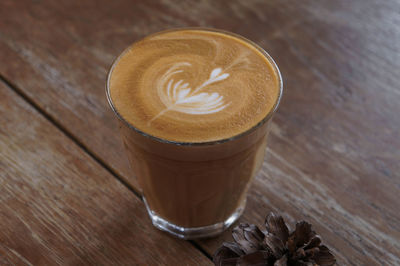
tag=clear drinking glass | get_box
[106,28,283,239]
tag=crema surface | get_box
[109,29,280,143]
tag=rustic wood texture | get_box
[0,0,399,265]
[0,82,211,265]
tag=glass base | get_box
[143,197,246,240]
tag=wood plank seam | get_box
[0,74,141,199]
[0,74,214,262]
[189,240,213,260]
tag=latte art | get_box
[150,64,231,123]
[109,29,280,142]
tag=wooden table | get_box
[1,1,399,265]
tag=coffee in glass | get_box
[106,28,282,239]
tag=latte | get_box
[109,29,280,142]
[107,28,282,239]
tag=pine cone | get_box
[213,213,336,266]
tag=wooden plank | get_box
[0,82,211,265]
[1,0,399,264]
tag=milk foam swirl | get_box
[149,63,231,123]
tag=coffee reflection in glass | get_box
[106,28,282,239]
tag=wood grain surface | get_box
[0,0,399,265]
[0,81,211,265]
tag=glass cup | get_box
[106,28,283,239]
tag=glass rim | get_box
[106,27,283,146]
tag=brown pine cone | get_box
[213,213,336,266]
